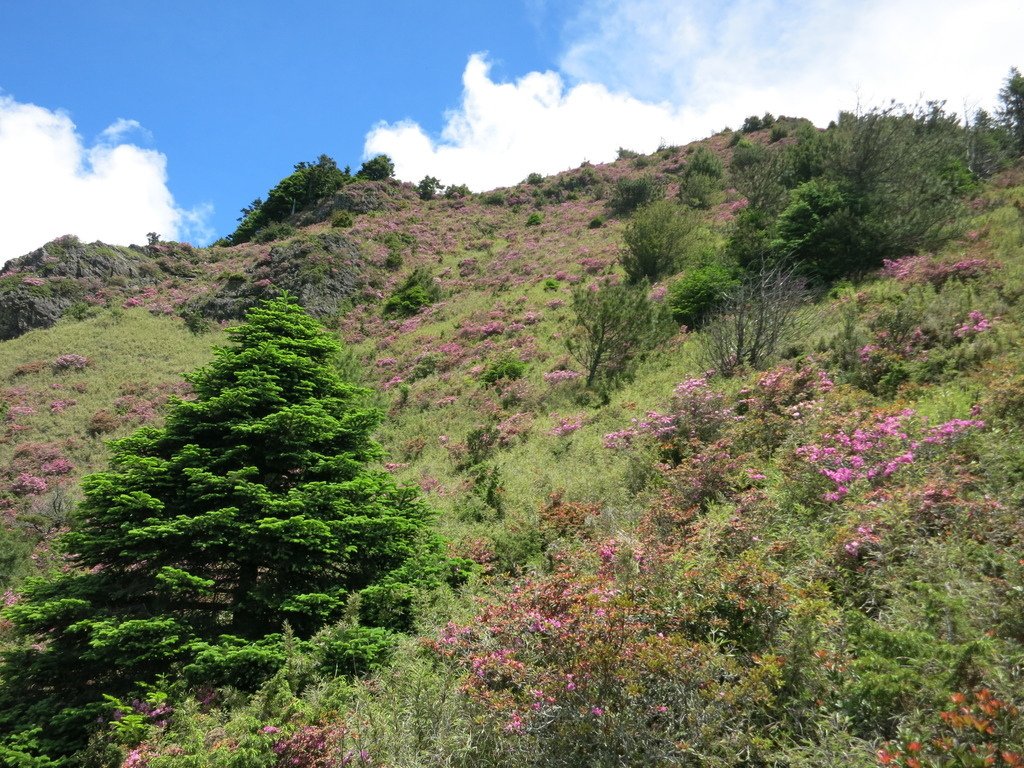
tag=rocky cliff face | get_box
[0,236,161,340]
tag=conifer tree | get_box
[0,295,456,760]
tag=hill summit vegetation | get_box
[1,68,1024,766]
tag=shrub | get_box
[526,172,544,185]
[566,282,664,389]
[383,267,441,317]
[416,175,442,200]
[678,172,723,209]
[621,200,701,283]
[331,210,354,228]
[479,354,527,385]
[526,212,543,227]
[609,175,662,214]
[252,222,296,243]
[444,184,471,199]
[666,262,740,327]
[356,154,395,181]
[588,215,605,229]
[699,263,808,375]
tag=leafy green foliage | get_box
[382,267,441,317]
[230,155,350,244]
[566,282,664,389]
[666,262,740,327]
[479,354,526,385]
[609,175,662,214]
[772,105,970,280]
[621,200,703,283]
[357,154,395,181]
[998,66,1024,155]
[0,296,459,759]
[416,175,442,200]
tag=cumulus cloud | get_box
[364,54,689,190]
[0,95,212,264]
[365,1,1023,191]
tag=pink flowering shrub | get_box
[954,310,993,338]
[52,354,90,371]
[795,409,983,502]
[881,255,998,287]
[11,473,47,496]
[543,369,582,384]
[603,376,730,454]
[428,538,788,765]
[548,414,584,437]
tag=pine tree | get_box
[0,295,458,760]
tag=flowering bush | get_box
[603,376,730,455]
[881,254,999,287]
[52,354,90,371]
[796,409,983,502]
[548,414,584,437]
[11,473,47,496]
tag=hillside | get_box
[2,103,1024,767]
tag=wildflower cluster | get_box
[796,410,983,502]
[881,254,998,287]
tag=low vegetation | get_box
[1,69,1024,767]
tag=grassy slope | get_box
[1,137,1024,765]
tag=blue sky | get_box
[1,0,1021,261]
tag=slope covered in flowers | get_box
[1,122,1024,766]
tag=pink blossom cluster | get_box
[41,457,74,475]
[52,353,89,370]
[458,321,506,339]
[647,284,668,302]
[543,369,582,383]
[797,410,984,502]
[6,405,36,420]
[843,522,881,558]
[498,412,534,446]
[49,399,76,413]
[21,276,46,287]
[881,255,997,287]
[604,377,729,449]
[11,473,47,496]
[954,310,993,339]
[549,414,585,437]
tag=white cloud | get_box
[0,96,212,264]
[561,0,1023,131]
[364,1,1023,191]
[364,53,690,190]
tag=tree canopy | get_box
[0,295,460,760]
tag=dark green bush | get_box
[526,212,543,227]
[416,175,442,200]
[331,210,354,228]
[621,200,701,283]
[480,354,527,385]
[252,222,296,243]
[444,184,471,199]
[357,154,395,181]
[383,267,441,317]
[610,175,662,214]
[667,263,740,327]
